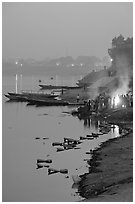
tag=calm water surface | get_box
[3,75,120,202]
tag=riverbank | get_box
[78,108,133,202]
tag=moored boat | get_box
[39,84,81,90]
[4,94,28,101]
[5,91,59,102]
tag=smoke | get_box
[112,53,132,97]
[87,87,99,100]
[86,69,109,99]
[85,50,133,100]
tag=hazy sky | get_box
[2,2,133,60]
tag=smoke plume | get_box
[112,53,132,96]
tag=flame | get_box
[114,95,120,106]
[112,94,120,108]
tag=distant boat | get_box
[39,84,82,90]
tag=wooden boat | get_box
[39,84,81,90]
[33,99,69,106]
[8,91,58,99]
[5,92,85,107]
[52,142,63,146]
[56,147,65,152]
[59,169,68,174]
[86,134,93,137]
[4,94,28,101]
[64,138,81,145]
[37,159,52,163]
[5,91,59,102]
[48,168,59,175]
[36,163,49,169]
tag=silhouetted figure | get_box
[113,97,115,109]
[88,118,91,128]
[84,118,87,127]
[130,95,133,107]
[77,94,80,103]
[88,100,91,110]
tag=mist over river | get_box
[2,72,120,202]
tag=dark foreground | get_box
[78,108,133,202]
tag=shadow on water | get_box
[4,100,17,103]
[83,117,99,129]
[76,115,100,130]
[4,99,26,105]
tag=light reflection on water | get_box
[3,75,120,202]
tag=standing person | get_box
[130,94,133,107]
[77,94,80,103]
[91,99,94,111]
[95,98,99,112]
[88,99,91,110]
[108,96,111,109]
[113,97,115,109]
[61,88,64,95]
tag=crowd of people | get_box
[84,92,133,112]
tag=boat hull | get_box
[39,84,81,90]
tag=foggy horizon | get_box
[3,2,133,202]
[2,2,133,60]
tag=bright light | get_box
[122,104,126,108]
[15,61,18,65]
[112,95,120,108]
[110,58,113,62]
[114,95,120,106]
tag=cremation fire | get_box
[111,89,132,109]
[114,95,120,107]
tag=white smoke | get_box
[112,54,132,97]
[85,52,132,100]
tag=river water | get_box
[2,74,120,202]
